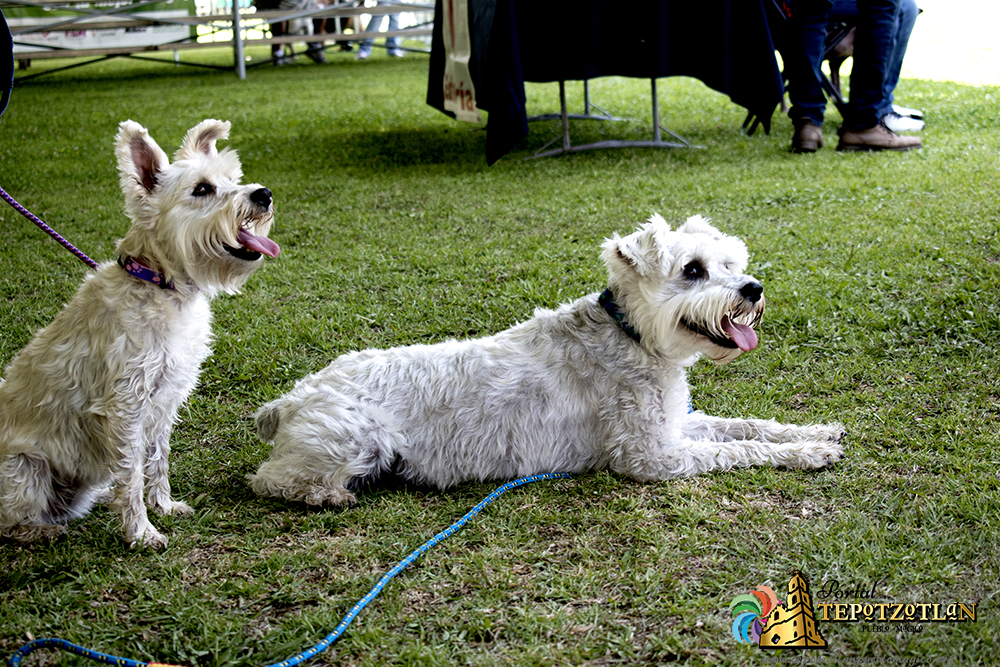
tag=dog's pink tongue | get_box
[722,317,758,352]
[237,228,280,258]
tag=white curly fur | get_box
[249,215,844,507]
[0,119,278,547]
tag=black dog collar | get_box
[598,288,641,343]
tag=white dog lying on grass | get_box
[249,215,843,506]
[0,119,279,547]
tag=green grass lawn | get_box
[1,45,998,665]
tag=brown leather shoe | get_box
[837,123,922,152]
[791,121,824,153]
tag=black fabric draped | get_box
[428,0,783,164]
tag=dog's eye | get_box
[192,182,215,197]
[683,261,707,281]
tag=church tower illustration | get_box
[760,571,827,649]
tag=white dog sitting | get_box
[249,215,843,507]
[0,119,279,547]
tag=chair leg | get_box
[821,71,847,116]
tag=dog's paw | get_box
[825,423,848,444]
[790,439,845,470]
[128,526,168,549]
[5,523,68,542]
[304,485,357,507]
[155,500,195,517]
[781,423,847,444]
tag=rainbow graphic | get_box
[729,585,780,644]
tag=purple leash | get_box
[1,184,100,270]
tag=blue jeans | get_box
[829,0,918,117]
[787,0,906,129]
[357,8,400,55]
[879,0,918,116]
[786,0,834,128]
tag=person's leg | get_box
[842,0,901,131]
[271,20,290,64]
[385,14,403,55]
[786,0,834,129]
[837,0,921,152]
[385,13,403,55]
[878,0,918,117]
[356,13,383,58]
[786,0,833,152]
[829,0,858,22]
[303,0,326,63]
[338,15,355,51]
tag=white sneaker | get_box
[273,48,292,66]
[388,48,404,58]
[355,50,370,60]
[892,104,924,120]
[882,111,925,133]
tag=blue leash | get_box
[8,472,572,667]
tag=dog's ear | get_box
[116,120,169,197]
[677,214,723,239]
[176,119,231,161]
[602,216,671,278]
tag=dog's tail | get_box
[255,402,281,442]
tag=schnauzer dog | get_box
[249,215,843,506]
[0,119,279,547]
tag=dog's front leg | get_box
[105,415,168,549]
[144,424,193,517]
[613,416,844,481]
[683,412,846,446]
[674,412,845,472]
[621,436,843,480]
[111,463,167,548]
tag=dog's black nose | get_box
[740,281,763,303]
[250,188,272,208]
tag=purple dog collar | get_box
[117,256,175,290]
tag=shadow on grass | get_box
[320,125,490,171]
[280,120,724,174]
